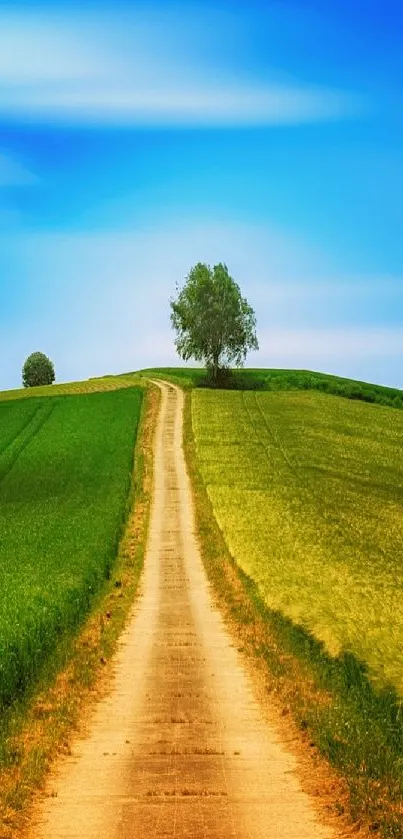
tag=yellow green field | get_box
[192,388,403,694]
[0,373,139,403]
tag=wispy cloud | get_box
[0,83,352,127]
[0,152,37,186]
[0,11,104,82]
[0,7,358,127]
[259,328,403,360]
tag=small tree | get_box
[22,352,55,388]
[170,262,258,383]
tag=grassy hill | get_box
[3,366,402,410]
[142,366,403,409]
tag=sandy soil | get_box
[31,380,336,839]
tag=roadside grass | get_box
[0,373,140,403]
[0,383,159,838]
[143,366,403,410]
[188,387,403,837]
[139,367,204,389]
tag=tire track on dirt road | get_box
[31,380,335,839]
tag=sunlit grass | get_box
[0,373,140,403]
[192,389,403,694]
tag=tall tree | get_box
[170,262,258,382]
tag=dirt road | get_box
[32,381,334,838]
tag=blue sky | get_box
[1,0,402,388]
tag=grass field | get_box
[192,388,403,694]
[0,387,142,713]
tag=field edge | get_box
[0,382,160,839]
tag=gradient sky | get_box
[1,0,402,389]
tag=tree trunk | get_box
[211,354,220,384]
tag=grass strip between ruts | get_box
[182,388,403,839]
[0,383,160,839]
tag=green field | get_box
[192,388,403,695]
[0,387,142,711]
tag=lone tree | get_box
[170,262,258,383]
[22,351,55,388]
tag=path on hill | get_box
[31,380,335,839]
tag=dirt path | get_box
[32,381,335,839]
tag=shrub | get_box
[22,352,55,388]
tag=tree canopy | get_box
[170,262,258,382]
[22,352,55,388]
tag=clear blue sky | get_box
[1,0,402,388]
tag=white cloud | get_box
[0,8,357,126]
[0,83,351,128]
